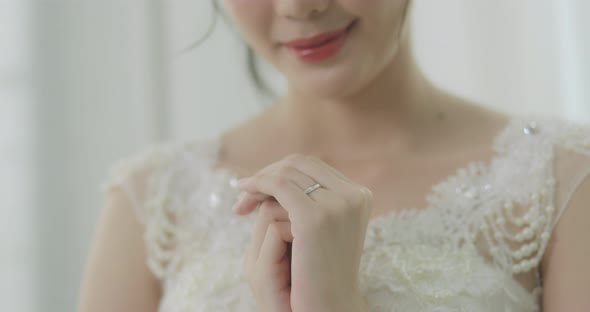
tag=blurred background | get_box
[1,0,589,311]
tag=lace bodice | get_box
[102,116,590,311]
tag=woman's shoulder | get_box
[493,114,590,154]
[102,136,220,184]
[435,114,590,281]
[100,135,225,223]
[488,114,590,208]
[98,133,253,281]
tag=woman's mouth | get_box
[283,19,358,64]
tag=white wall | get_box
[0,1,34,311]
[30,1,165,311]
[557,1,590,120]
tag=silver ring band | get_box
[303,183,322,195]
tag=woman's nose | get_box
[275,0,330,21]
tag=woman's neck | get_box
[274,34,448,159]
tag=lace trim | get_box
[100,139,224,279]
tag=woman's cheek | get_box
[224,0,273,46]
[225,0,272,25]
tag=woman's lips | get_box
[283,20,358,64]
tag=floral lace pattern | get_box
[102,116,590,311]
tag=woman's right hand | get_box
[240,195,293,312]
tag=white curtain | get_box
[1,0,588,311]
[1,1,35,311]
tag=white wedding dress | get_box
[102,116,590,311]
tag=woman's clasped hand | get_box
[232,154,372,312]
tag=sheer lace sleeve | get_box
[99,140,212,280]
[101,143,179,224]
[550,121,590,228]
[475,118,590,291]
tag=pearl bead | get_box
[480,223,489,231]
[522,260,533,271]
[523,123,539,135]
[541,231,551,241]
[531,193,540,201]
[208,193,220,207]
[496,217,505,225]
[546,205,555,213]
[523,228,533,239]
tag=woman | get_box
[78,1,590,311]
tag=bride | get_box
[79,1,590,311]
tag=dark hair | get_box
[177,1,276,100]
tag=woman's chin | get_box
[278,46,368,99]
[287,68,364,99]
[293,82,355,99]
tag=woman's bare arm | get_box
[541,173,590,311]
[78,187,161,312]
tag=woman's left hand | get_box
[233,154,372,312]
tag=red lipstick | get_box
[283,20,357,64]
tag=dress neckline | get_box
[205,115,530,224]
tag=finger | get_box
[237,154,312,190]
[246,198,289,269]
[306,155,356,184]
[237,171,315,221]
[235,165,318,215]
[233,192,270,216]
[250,221,292,312]
[306,156,373,207]
[275,221,293,242]
[233,157,299,215]
[291,156,359,197]
[257,221,292,266]
[288,155,373,215]
[257,154,350,191]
